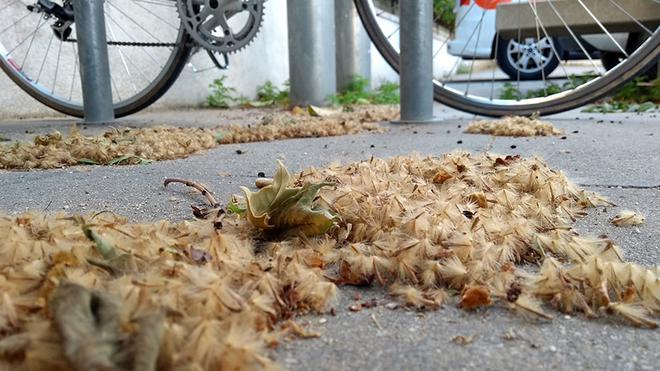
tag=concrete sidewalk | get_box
[0,105,658,370]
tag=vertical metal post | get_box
[287,0,336,106]
[73,0,115,124]
[395,0,439,124]
[335,0,371,92]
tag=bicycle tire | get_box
[354,0,660,117]
[0,1,192,119]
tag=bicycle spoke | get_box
[109,66,122,102]
[7,17,49,56]
[106,19,139,94]
[105,11,165,68]
[51,39,63,94]
[386,26,399,40]
[69,43,78,101]
[608,0,653,36]
[442,12,484,84]
[465,9,486,96]
[0,0,22,14]
[531,0,547,96]
[107,1,167,43]
[0,11,31,36]
[527,1,575,90]
[433,2,476,58]
[576,0,628,56]
[516,0,522,96]
[106,21,158,86]
[546,0,602,75]
[134,0,176,7]
[20,15,43,68]
[35,32,54,84]
[489,31,500,101]
[130,0,180,30]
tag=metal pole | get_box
[287,0,336,106]
[395,0,439,124]
[73,0,115,124]
[335,0,371,92]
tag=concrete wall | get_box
[0,0,456,120]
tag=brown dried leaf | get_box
[460,286,492,310]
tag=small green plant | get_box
[371,81,400,105]
[255,80,289,106]
[329,76,400,106]
[583,101,657,113]
[499,83,524,100]
[433,0,455,30]
[380,0,455,30]
[583,77,659,113]
[499,73,598,100]
[611,77,660,103]
[206,76,236,108]
[330,76,372,105]
[455,63,471,75]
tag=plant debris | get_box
[1,152,658,370]
[502,328,518,341]
[371,314,383,330]
[465,116,564,137]
[459,285,492,310]
[215,105,395,145]
[451,334,476,346]
[611,211,646,227]
[0,106,397,170]
[51,282,165,371]
[240,161,337,237]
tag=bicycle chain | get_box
[64,39,184,48]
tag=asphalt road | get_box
[0,105,658,370]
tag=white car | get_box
[447,0,630,80]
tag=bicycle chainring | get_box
[177,0,265,54]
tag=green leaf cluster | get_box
[207,76,237,108]
[499,73,597,100]
[255,80,290,106]
[433,0,456,30]
[329,76,400,106]
[583,77,659,113]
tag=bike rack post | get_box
[394,0,440,124]
[73,0,115,124]
[335,0,371,92]
[287,0,336,106]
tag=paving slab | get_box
[0,105,658,370]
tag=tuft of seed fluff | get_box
[0,151,658,371]
[465,116,564,137]
[611,211,645,226]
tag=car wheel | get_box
[496,36,561,80]
[601,52,624,71]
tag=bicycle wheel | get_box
[0,0,191,118]
[354,0,660,117]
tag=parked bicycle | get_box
[0,0,658,118]
[356,0,659,116]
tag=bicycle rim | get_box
[0,0,191,118]
[354,0,660,117]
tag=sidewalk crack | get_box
[578,184,660,190]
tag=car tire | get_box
[625,33,657,80]
[601,38,657,79]
[496,36,561,80]
[600,52,624,71]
